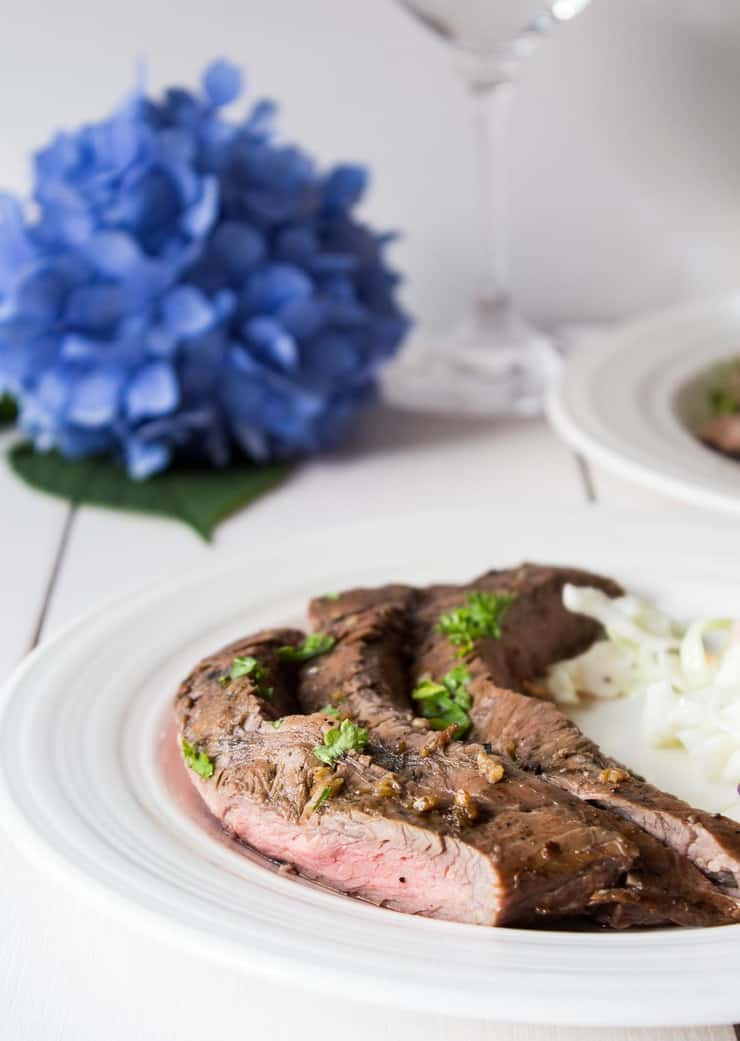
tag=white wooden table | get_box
[1,407,737,1041]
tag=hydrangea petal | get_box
[274,225,317,266]
[209,221,265,279]
[146,325,177,358]
[277,296,324,341]
[125,361,180,421]
[243,316,298,371]
[0,194,35,291]
[242,264,312,314]
[66,284,127,333]
[245,99,278,140]
[16,267,67,323]
[67,366,124,428]
[161,285,214,336]
[36,365,75,414]
[323,165,368,212]
[202,59,243,108]
[83,231,142,276]
[182,176,218,238]
[57,424,115,459]
[126,437,172,480]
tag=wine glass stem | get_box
[469,76,516,323]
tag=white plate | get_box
[547,297,740,515]
[1,509,739,1028]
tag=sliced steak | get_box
[173,562,740,930]
[410,565,740,906]
[323,581,738,927]
[176,628,508,925]
[467,681,740,900]
[699,414,740,458]
[414,563,623,692]
[303,590,639,925]
[175,626,634,926]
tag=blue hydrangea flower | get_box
[0,60,408,478]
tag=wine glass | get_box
[389,0,593,416]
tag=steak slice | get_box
[302,590,639,925]
[410,564,740,908]
[319,580,738,927]
[175,627,634,926]
[468,681,740,901]
[414,562,623,692]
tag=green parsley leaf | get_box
[230,655,268,681]
[219,655,273,698]
[438,592,515,656]
[311,786,334,811]
[271,718,285,729]
[708,359,740,417]
[412,666,473,736]
[313,718,369,766]
[323,592,341,601]
[181,737,214,779]
[319,704,341,717]
[278,633,336,663]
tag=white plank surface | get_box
[0,434,69,679]
[43,409,580,632]
[1,413,736,1041]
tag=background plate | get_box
[1,508,739,1027]
[548,297,740,515]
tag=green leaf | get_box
[181,737,214,779]
[438,592,515,656]
[311,786,334,811]
[219,655,273,698]
[313,718,368,766]
[278,632,336,663]
[8,443,291,541]
[708,359,740,417]
[0,395,17,427]
[411,665,473,737]
[230,656,269,682]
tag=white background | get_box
[2,2,740,1039]
[2,0,740,330]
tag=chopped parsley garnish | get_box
[412,665,473,736]
[219,655,273,698]
[438,592,515,656]
[231,655,268,681]
[323,592,341,601]
[312,786,334,810]
[271,718,285,729]
[278,633,336,663]
[313,718,368,766]
[320,704,340,717]
[708,359,740,417]
[181,737,214,779]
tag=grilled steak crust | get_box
[414,563,623,693]
[176,623,634,927]
[409,564,740,916]
[467,683,740,906]
[175,629,513,924]
[303,591,638,925]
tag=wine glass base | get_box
[382,314,561,418]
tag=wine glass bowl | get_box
[399,0,590,54]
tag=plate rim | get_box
[2,507,740,1027]
[547,294,740,515]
